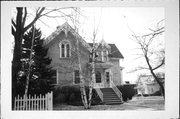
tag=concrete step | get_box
[100,88,123,105]
[105,101,123,105]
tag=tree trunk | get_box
[144,54,165,98]
[88,49,95,108]
[76,39,88,109]
[12,8,24,109]
[23,26,36,110]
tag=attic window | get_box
[59,40,71,58]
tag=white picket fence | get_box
[14,92,53,110]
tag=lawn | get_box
[53,96,164,110]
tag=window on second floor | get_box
[97,50,108,62]
[59,41,71,58]
[102,50,108,62]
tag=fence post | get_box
[51,92,53,110]
[46,93,48,110]
[14,96,16,110]
[14,92,53,111]
[28,94,30,110]
[47,92,53,110]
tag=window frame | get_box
[74,70,80,84]
[106,72,110,83]
[97,49,109,62]
[95,71,101,83]
[59,40,71,58]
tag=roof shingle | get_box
[88,43,124,59]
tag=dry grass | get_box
[53,96,164,111]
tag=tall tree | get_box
[73,9,100,108]
[17,27,54,96]
[11,7,76,108]
[130,20,165,98]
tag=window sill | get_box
[59,57,71,59]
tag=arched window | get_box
[59,40,71,58]
[66,44,70,57]
[61,44,65,57]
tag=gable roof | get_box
[88,43,124,59]
[44,22,92,51]
[44,22,123,59]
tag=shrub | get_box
[91,89,102,105]
[117,85,137,102]
[151,90,162,96]
[53,93,66,104]
[53,85,102,106]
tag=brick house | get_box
[44,22,124,104]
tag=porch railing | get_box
[110,79,123,102]
[95,88,103,102]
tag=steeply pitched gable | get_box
[44,22,92,52]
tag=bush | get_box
[117,85,137,102]
[151,90,162,96]
[53,85,102,106]
[53,93,66,104]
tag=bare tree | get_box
[87,18,100,108]
[73,9,101,109]
[130,20,165,98]
[11,7,78,108]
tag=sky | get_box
[12,7,165,83]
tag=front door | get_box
[105,71,110,88]
[94,71,104,88]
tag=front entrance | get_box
[105,72,110,87]
[94,70,111,88]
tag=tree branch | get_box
[24,7,45,32]
[12,26,15,36]
[12,19,16,28]
[152,57,165,70]
[40,8,73,16]
[43,14,72,18]
[127,66,149,73]
[22,7,27,27]
[37,18,55,30]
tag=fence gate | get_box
[14,92,53,110]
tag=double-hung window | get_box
[97,50,108,62]
[96,71,101,83]
[74,70,80,84]
[59,40,71,58]
[102,50,108,62]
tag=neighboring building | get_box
[44,22,124,104]
[136,75,162,95]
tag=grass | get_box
[53,96,164,110]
